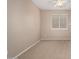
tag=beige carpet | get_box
[18,40,71,59]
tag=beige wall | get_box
[19,40,71,59]
[40,10,71,40]
[7,0,40,58]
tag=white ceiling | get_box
[32,0,71,10]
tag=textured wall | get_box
[19,40,71,59]
[40,10,71,40]
[7,0,40,58]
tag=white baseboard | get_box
[13,40,40,59]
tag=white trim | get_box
[13,40,40,59]
[66,16,69,29]
[12,57,18,59]
[51,28,68,30]
[59,16,60,28]
[51,14,69,15]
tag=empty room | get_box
[7,0,71,59]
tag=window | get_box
[51,14,68,30]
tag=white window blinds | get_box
[51,14,68,30]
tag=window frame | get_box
[50,14,68,30]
